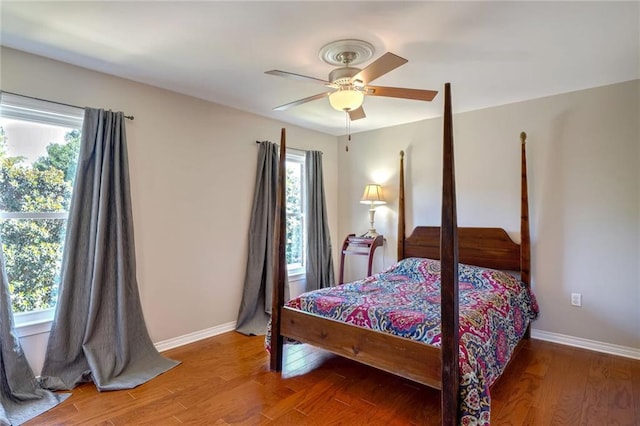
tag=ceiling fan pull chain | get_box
[346,111,350,152]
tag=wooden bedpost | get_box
[440,83,459,425]
[520,131,531,338]
[520,131,530,285]
[397,150,406,261]
[270,128,287,371]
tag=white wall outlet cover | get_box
[571,293,582,307]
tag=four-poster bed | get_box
[268,83,537,424]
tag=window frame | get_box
[285,149,306,279]
[0,92,83,330]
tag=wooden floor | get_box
[28,332,640,425]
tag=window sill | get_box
[14,308,54,338]
[288,270,305,283]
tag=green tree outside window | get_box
[0,127,79,313]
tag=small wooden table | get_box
[338,234,384,284]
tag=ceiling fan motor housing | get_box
[329,67,362,87]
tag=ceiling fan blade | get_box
[366,85,438,101]
[265,70,335,87]
[348,106,366,121]
[273,91,332,111]
[350,52,408,85]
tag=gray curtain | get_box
[305,151,335,290]
[39,108,179,391]
[0,244,69,426]
[236,141,288,336]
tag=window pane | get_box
[286,161,302,214]
[285,152,305,272]
[0,218,66,312]
[286,213,303,267]
[0,118,80,314]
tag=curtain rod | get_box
[255,140,322,154]
[1,90,134,120]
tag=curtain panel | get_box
[305,151,335,291]
[40,108,178,391]
[0,244,68,426]
[236,141,288,336]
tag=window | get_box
[0,93,83,325]
[285,150,306,276]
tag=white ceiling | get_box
[1,1,638,136]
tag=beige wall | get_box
[3,45,638,371]
[338,80,640,349]
[1,47,339,371]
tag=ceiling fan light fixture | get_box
[329,89,364,112]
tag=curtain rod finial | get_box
[520,131,527,144]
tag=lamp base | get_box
[361,229,379,238]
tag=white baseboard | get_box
[156,323,638,360]
[531,329,640,360]
[154,321,237,353]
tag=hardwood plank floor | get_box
[27,332,640,425]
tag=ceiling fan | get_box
[265,39,438,121]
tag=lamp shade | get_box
[329,89,364,112]
[360,184,386,205]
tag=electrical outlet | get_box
[571,293,582,307]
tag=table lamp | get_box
[360,183,386,237]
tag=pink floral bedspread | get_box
[282,257,539,424]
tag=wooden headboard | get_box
[403,226,520,271]
[396,133,530,277]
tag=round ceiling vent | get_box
[318,39,375,66]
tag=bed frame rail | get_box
[281,306,442,389]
